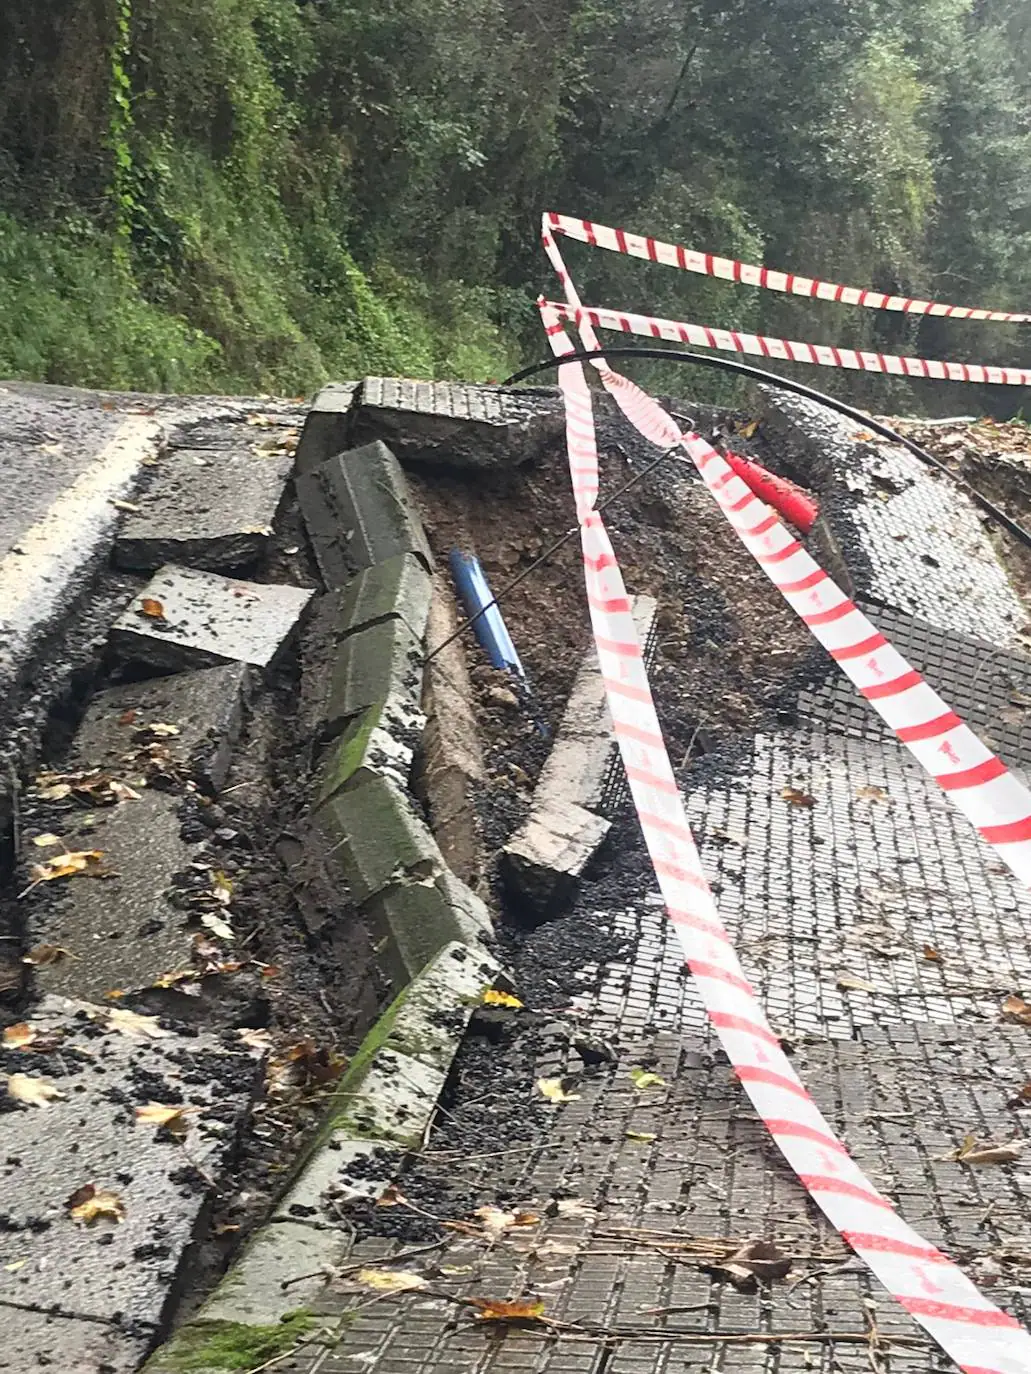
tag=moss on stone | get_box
[151,1312,318,1371]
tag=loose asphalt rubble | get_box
[3,374,1031,1374]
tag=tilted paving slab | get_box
[67,661,250,794]
[109,564,314,672]
[115,445,294,572]
[297,441,433,588]
[26,665,248,1003]
[0,994,260,1370]
[363,868,493,986]
[761,388,1024,647]
[351,377,564,470]
[294,382,360,476]
[503,596,656,915]
[313,772,441,905]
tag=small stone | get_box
[488,686,520,709]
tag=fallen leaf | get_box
[108,780,141,803]
[118,710,137,726]
[781,786,816,808]
[474,1206,541,1238]
[856,785,889,802]
[3,1260,27,1273]
[111,499,141,513]
[537,1077,580,1103]
[151,968,199,990]
[629,1068,667,1091]
[28,849,105,885]
[738,419,760,439]
[139,598,165,619]
[554,1198,596,1219]
[1002,994,1031,1026]
[200,912,234,941]
[212,871,234,903]
[31,833,62,848]
[482,990,523,1009]
[5,1072,65,1107]
[625,1130,657,1143]
[726,1239,793,1282]
[853,431,875,442]
[238,1027,272,1051]
[354,1268,428,1293]
[144,722,180,738]
[3,1023,35,1048]
[135,1102,195,1136]
[105,989,126,1000]
[837,975,878,994]
[376,1184,407,1208]
[1008,1083,1031,1107]
[22,944,77,967]
[470,1298,546,1322]
[923,945,943,963]
[105,1008,171,1040]
[951,1136,1023,1165]
[65,1184,126,1225]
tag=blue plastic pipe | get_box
[449,549,525,677]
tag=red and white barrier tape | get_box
[547,211,1031,324]
[545,297,1031,388]
[540,217,1031,1370]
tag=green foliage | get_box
[1,0,1030,408]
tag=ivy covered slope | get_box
[1,0,1031,402]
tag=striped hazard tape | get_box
[545,297,1031,387]
[539,218,1031,1370]
[546,210,1031,324]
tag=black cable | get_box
[423,436,688,664]
[502,346,1031,551]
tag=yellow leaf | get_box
[31,833,63,848]
[738,419,760,439]
[22,944,77,966]
[953,1137,1023,1165]
[354,1268,428,1293]
[139,598,165,619]
[105,988,126,1000]
[537,1077,580,1103]
[135,1102,194,1136]
[104,1008,171,1040]
[145,722,180,738]
[3,1023,36,1048]
[5,1072,65,1107]
[65,1184,126,1225]
[3,1260,27,1273]
[625,1130,657,1143]
[855,785,889,802]
[629,1068,666,1091]
[151,968,198,989]
[780,786,816,809]
[29,850,104,884]
[471,1298,546,1322]
[923,945,943,963]
[853,431,875,443]
[482,990,523,1009]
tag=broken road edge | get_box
[144,940,501,1373]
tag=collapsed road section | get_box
[3,374,1031,1373]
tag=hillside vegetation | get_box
[2,0,1030,408]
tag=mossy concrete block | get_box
[325,616,424,737]
[314,771,442,903]
[297,440,433,587]
[316,699,422,801]
[274,1137,395,1224]
[294,381,360,476]
[143,1308,336,1374]
[336,553,432,639]
[365,870,492,984]
[193,1223,348,1327]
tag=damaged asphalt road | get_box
[3,377,1031,1373]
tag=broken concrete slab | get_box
[144,944,497,1370]
[313,772,441,905]
[24,788,215,1004]
[294,382,360,476]
[109,564,314,672]
[413,575,486,887]
[115,446,294,572]
[352,377,564,470]
[0,1306,143,1374]
[502,596,655,916]
[68,662,250,794]
[503,802,611,918]
[297,440,433,587]
[0,995,259,1347]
